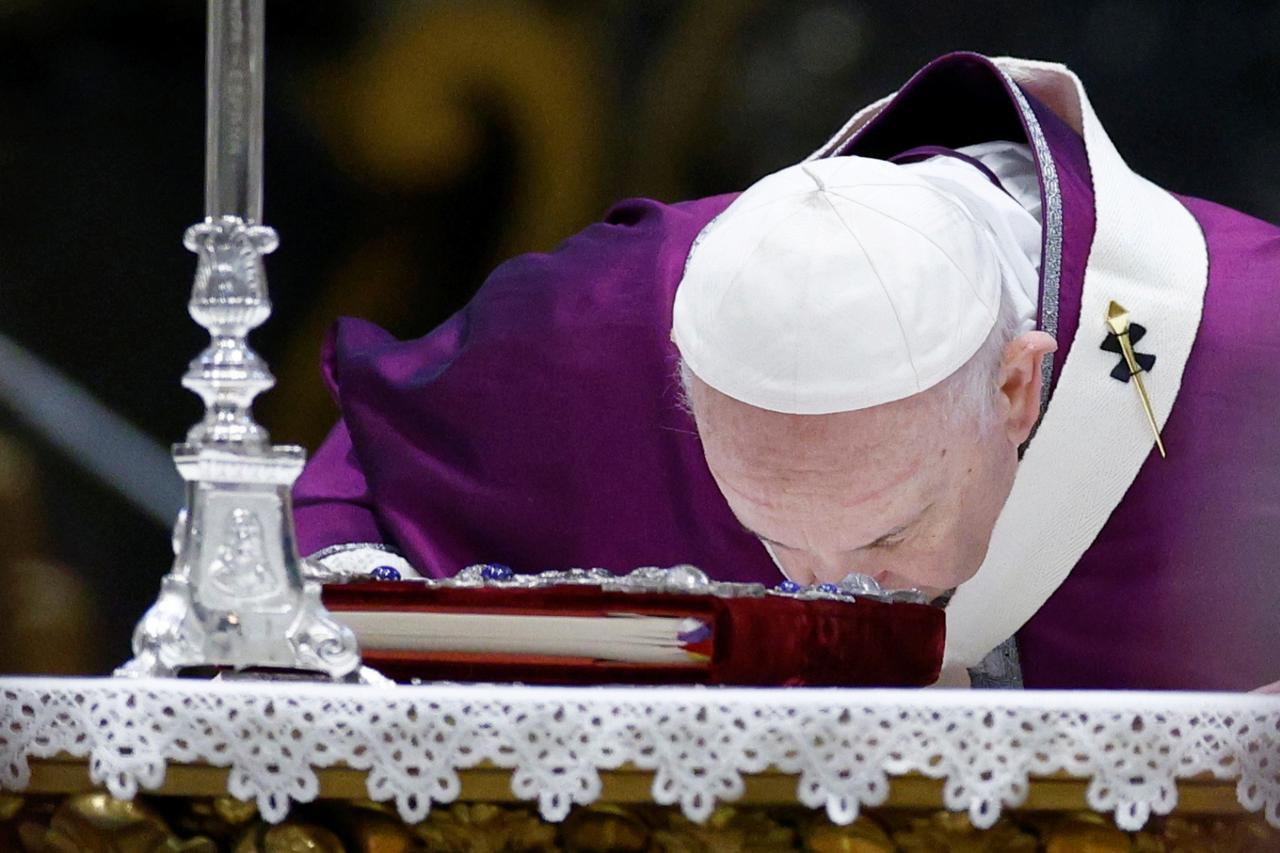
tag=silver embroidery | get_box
[321,561,925,606]
[304,543,417,582]
[1001,72,1064,415]
[307,541,406,561]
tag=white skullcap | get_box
[672,152,1037,414]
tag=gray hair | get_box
[940,288,1024,431]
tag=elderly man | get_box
[294,53,1280,690]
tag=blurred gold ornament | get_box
[171,796,259,843]
[0,793,25,822]
[412,803,557,852]
[1042,821,1129,853]
[893,811,1038,853]
[232,821,345,853]
[1032,812,1141,853]
[650,806,796,852]
[801,813,895,852]
[1140,815,1280,852]
[561,804,650,851]
[324,801,421,853]
[0,793,28,853]
[213,797,261,827]
[0,435,99,675]
[19,792,216,853]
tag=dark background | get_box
[1,0,1276,673]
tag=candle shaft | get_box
[205,0,264,222]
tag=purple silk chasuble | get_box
[296,53,1280,691]
[296,193,776,584]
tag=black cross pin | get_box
[1100,322,1156,382]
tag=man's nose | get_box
[768,547,846,586]
[808,551,864,585]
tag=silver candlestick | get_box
[117,0,364,679]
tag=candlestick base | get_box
[116,443,362,680]
[117,213,371,682]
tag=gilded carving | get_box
[650,806,797,852]
[891,811,1038,852]
[171,796,259,845]
[1136,815,1280,853]
[412,803,558,852]
[561,804,650,851]
[1041,821,1130,853]
[0,793,25,821]
[231,822,344,853]
[17,792,216,853]
[320,801,420,853]
[6,792,1280,851]
[800,813,895,852]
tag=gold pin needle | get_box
[1106,301,1166,459]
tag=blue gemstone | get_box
[370,565,401,581]
[481,563,514,581]
[776,580,802,594]
[817,583,840,594]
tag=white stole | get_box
[813,57,1210,682]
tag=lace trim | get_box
[2,678,1276,831]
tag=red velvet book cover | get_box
[323,582,944,687]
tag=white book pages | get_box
[336,611,711,665]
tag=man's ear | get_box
[998,331,1058,445]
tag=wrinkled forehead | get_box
[689,373,946,488]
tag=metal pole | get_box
[205,0,264,223]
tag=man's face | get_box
[691,375,1019,598]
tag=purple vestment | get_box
[296,193,777,584]
[296,53,1280,690]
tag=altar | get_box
[2,678,1277,850]
[3,2,1279,851]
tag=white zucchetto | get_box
[672,148,1041,414]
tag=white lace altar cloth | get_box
[1,678,1277,832]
